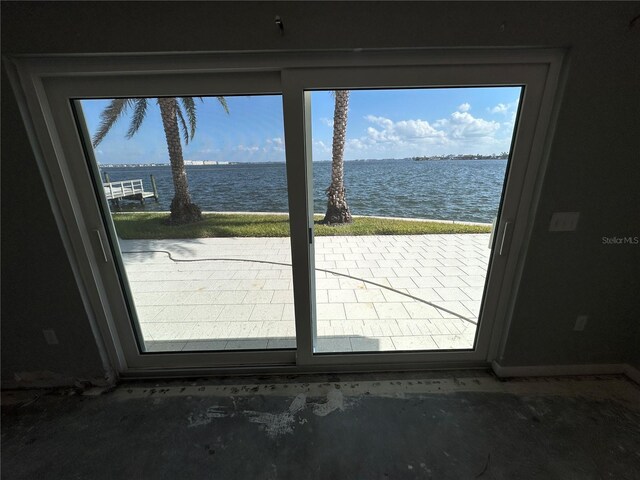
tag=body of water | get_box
[101,159,507,223]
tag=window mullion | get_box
[282,71,315,364]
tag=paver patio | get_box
[120,234,491,353]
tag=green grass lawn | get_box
[112,212,491,239]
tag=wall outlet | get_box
[43,329,59,345]
[573,315,588,331]
[549,212,580,231]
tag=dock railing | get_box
[103,179,145,200]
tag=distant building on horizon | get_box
[184,160,229,165]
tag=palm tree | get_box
[323,90,352,225]
[92,96,228,225]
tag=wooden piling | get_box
[150,174,159,202]
[104,172,114,209]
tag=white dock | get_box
[103,179,158,205]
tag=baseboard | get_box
[491,361,639,383]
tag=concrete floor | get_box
[3,373,640,479]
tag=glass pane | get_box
[310,87,522,353]
[76,95,296,352]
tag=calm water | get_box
[101,159,507,223]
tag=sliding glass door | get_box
[76,94,297,354]
[307,87,521,354]
[11,50,563,373]
[281,63,553,368]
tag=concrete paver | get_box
[121,234,491,353]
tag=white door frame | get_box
[4,49,566,377]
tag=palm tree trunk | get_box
[323,90,352,225]
[158,98,202,224]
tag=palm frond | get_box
[215,96,230,115]
[175,105,190,145]
[92,98,134,147]
[179,97,197,141]
[125,99,149,139]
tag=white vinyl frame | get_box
[5,49,566,378]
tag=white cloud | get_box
[339,108,509,158]
[311,103,517,160]
[265,137,285,151]
[365,115,394,129]
[235,144,260,153]
[440,111,501,139]
[395,119,446,140]
[320,117,334,127]
[311,139,332,161]
[490,103,509,114]
[346,138,369,150]
[313,140,330,152]
[488,99,519,116]
[363,115,446,145]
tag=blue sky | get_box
[80,86,521,164]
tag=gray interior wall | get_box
[497,11,640,366]
[1,68,106,387]
[2,2,639,386]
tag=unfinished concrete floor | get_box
[2,373,640,479]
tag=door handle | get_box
[499,221,511,256]
[94,229,109,263]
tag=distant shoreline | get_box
[99,157,509,168]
